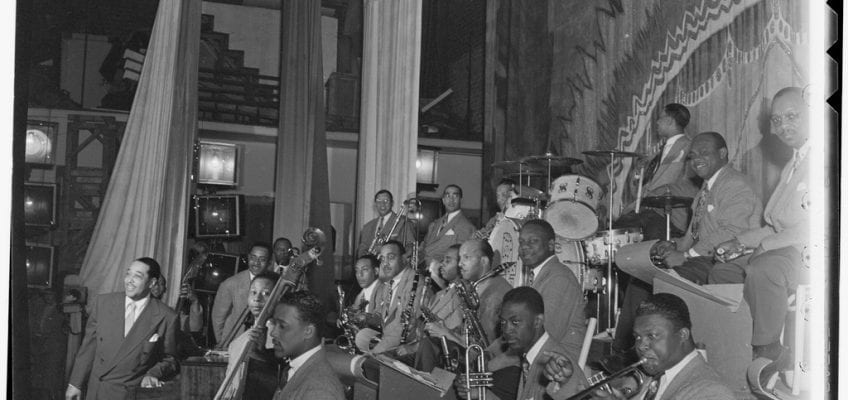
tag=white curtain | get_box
[79,0,200,303]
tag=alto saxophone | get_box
[335,284,361,354]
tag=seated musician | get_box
[456,287,587,400]
[423,244,465,334]
[518,220,587,361]
[213,243,273,345]
[708,87,810,395]
[613,103,699,240]
[220,273,283,400]
[355,240,432,355]
[272,237,308,291]
[351,254,381,313]
[550,293,732,400]
[607,131,762,372]
[472,179,518,240]
[356,189,417,257]
[268,291,345,400]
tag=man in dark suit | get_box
[609,132,761,368]
[456,287,587,400]
[422,184,476,266]
[212,243,272,344]
[614,103,699,240]
[66,258,179,400]
[270,291,345,400]
[356,190,417,257]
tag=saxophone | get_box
[335,284,360,354]
[452,262,514,348]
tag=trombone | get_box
[565,359,647,400]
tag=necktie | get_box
[786,153,801,183]
[519,355,530,391]
[124,302,136,336]
[437,217,447,235]
[382,280,394,320]
[689,185,709,241]
[278,363,291,390]
[376,216,385,236]
[644,374,663,400]
[642,142,666,184]
[526,269,535,287]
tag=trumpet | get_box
[464,343,493,400]
[565,359,647,400]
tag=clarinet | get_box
[399,272,421,343]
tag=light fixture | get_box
[197,141,238,186]
[25,121,58,165]
[416,147,439,185]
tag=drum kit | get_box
[488,149,693,331]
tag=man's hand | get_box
[424,321,451,338]
[180,284,198,304]
[750,244,765,259]
[541,350,574,384]
[716,238,745,257]
[140,375,163,388]
[246,327,266,347]
[663,250,687,268]
[652,240,677,258]
[65,384,82,400]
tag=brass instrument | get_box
[419,304,440,324]
[440,336,459,372]
[214,228,326,400]
[714,246,754,263]
[464,338,493,399]
[565,359,647,400]
[452,279,490,348]
[368,207,407,255]
[335,283,360,355]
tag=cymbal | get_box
[505,171,546,178]
[641,195,693,209]
[515,185,546,199]
[582,149,643,158]
[491,160,526,169]
[521,153,584,168]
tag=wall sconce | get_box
[197,141,238,186]
[416,147,439,183]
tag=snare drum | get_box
[548,175,603,210]
[489,218,523,287]
[554,236,601,292]
[582,228,644,266]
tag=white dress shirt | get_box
[288,344,323,380]
[653,350,700,400]
[125,295,151,327]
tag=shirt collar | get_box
[794,141,810,162]
[655,350,700,399]
[288,344,323,379]
[525,332,550,365]
[362,279,379,299]
[125,294,151,312]
[389,268,410,291]
[445,210,461,223]
[704,166,725,190]
[664,133,684,148]
[381,212,394,225]
[531,255,558,277]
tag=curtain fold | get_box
[273,0,334,305]
[355,0,422,240]
[79,0,199,302]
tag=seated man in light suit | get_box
[356,189,417,257]
[66,258,179,400]
[608,132,762,371]
[708,87,811,397]
[421,184,476,266]
[212,243,272,345]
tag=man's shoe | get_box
[747,346,791,399]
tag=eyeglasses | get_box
[375,199,392,205]
[770,112,801,126]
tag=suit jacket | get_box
[69,292,179,400]
[421,211,476,264]
[426,285,464,332]
[477,275,512,343]
[212,270,251,342]
[628,135,699,231]
[737,152,809,252]
[357,212,418,256]
[531,257,587,361]
[518,335,588,400]
[273,347,345,400]
[677,167,762,257]
[351,281,380,313]
[371,268,433,353]
[658,353,734,400]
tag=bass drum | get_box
[488,218,525,287]
[555,236,602,292]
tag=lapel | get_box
[662,135,689,165]
[102,298,163,376]
[284,348,325,393]
[660,353,706,399]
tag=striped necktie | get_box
[644,373,664,400]
[124,302,136,336]
[690,185,709,241]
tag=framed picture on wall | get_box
[197,141,239,186]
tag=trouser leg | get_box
[708,255,749,284]
[743,247,802,346]
[672,256,715,285]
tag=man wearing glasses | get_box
[356,190,416,257]
[211,243,272,344]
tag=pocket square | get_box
[796,181,807,192]
[445,229,456,236]
[149,333,160,342]
[707,204,715,212]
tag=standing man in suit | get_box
[66,258,179,400]
[615,103,699,240]
[709,87,811,395]
[270,291,345,400]
[212,243,272,344]
[422,184,476,265]
[272,237,308,291]
[356,190,417,257]
[520,219,587,361]
[607,132,761,370]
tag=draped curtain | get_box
[355,0,422,238]
[273,0,334,305]
[489,0,808,218]
[79,0,199,302]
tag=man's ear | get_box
[148,277,158,289]
[304,323,316,339]
[678,327,691,342]
[535,313,545,330]
[547,238,556,252]
[719,147,728,159]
